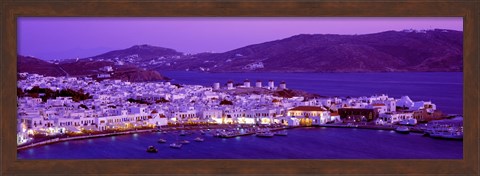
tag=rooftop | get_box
[289,106,325,111]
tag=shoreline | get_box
[17,129,155,151]
[16,124,268,150]
[17,124,423,150]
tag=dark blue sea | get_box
[18,127,462,159]
[160,71,463,115]
[18,72,463,159]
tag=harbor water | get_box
[17,127,462,159]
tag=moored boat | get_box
[180,140,190,144]
[424,116,463,140]
[256,131,274,137]
[169,143,182,149]
[194,137,204,142]
[346,123,359,127]
[179,130,187,136]
[146,146,158,153]
[430,131,463,140]
[395,126,410,134]
[157,138,167,143]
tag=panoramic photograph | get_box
[16,17,463,159]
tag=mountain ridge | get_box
[18,55,167,82]
[20,29,463,77]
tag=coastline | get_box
[17,129,155,150]
[16,124,283,150]
[16,123,424,151]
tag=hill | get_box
[152,29,462,72]
[17,55,167,82]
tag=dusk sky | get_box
[18,17,462,60]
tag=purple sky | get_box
[18,17,463,60]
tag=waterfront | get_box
[17,127,462,159]
[17,71,464,159]
[160,71,463,115]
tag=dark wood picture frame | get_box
[1,0,478,175]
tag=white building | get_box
[243,80,251,88]
[268,80,275,89]
[213,82,220,90]
[99,66,113,72]
[378,112,414,124]
[279,81,286,89]
[255,80,262,88]
[227,81,234,90]
[287,106,331,125]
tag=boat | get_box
[274,131,288,136]
[180,140,190,144]
[219,132,234,138]
[169,143,182,149]
[395,126,410,134]
[346,123,358,127]
[256,131,274,137]
[179,130,187,136]
[157,138,167,143]
[146,146,158,153]
[428,127,463,140]
[430,131,463,140]
[194,137,204,142]
[200,130,206,135]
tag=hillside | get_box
[20,29,463,78]
[69,44,184,68]
[151,29,462,72]
[17,55,65,76]
[17,55,167,82]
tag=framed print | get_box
[1,0,479,175]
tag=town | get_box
[16,72,462,146]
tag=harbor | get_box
[18,116,463,151]
[17,126,462,159]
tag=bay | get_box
[18,127,462,159]
[160,71,463,115]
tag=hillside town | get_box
[17,72,461,145]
